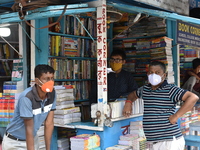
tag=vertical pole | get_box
[96,0,107,126]
[167,20,179,86]
[30,20,36,84]
[19,22,28,89]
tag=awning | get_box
[108,2,200,26]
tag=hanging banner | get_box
[177,20,200,47]
[134,0,189,15]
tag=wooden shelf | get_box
[48,56,96,60]
[113,34,167,41]
[48,31,96,40]
[0,76,11,78]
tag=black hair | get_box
[110,50,126,60]
[34,64,55,78]
[192,58,200,69]
[149,61,166,73]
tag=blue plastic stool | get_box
[184,121,200,150]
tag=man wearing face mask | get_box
[182,58,200,98]
[2,64,56,150]
[123,61,198,150]
[89,49,138,104]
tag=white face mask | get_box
[148,73,163,86]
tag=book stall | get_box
[1,0,200,150]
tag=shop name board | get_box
[135,0,189,15]
[177,20,200,47]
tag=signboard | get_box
[135,0,189,16]
[189,0,200,9]
[177,20,200,47]
[96,0,107,126]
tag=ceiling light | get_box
[0,27,11,37]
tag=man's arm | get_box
[44,111,54,150]
[123,90,138,117]
[188,71,200,80]
[24,119,34,150]
[121,75,138,97]
[169,91,199,124]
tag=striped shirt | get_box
[136,80,187,142]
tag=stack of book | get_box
[0,93,15,127]
[132,99,143,115]
[106,145,132,150]
[128,16,166,38]
[0,81,23,126]
[113,15,166,39]
[54,86,81,125]
[129,121,145,138]
[115,36,175,85]
[57,127,76,139]
[150,36,174,84]
[91,99,143,119]
[11,59,23,82]
[70,134,100,150]
[179,45,198,85]
[3,81,23,94]
[49,36,96,58]
[107,121,151,150]
[37,125,45,150]
[57,138,70,150]
[179,109,199,135]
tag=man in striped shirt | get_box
[123,61,199,150]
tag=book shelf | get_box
[47,15,98,104]
[112,15,169,87]
[0,43,19,92]
[179,45,199,86]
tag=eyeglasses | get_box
[109,58,123,63]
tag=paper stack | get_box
[70,134,100,150]
[3,81,23,94]
[132,99,143,115]
[106,145,132,150]
[150,37,174,84]
[55,86,75,102]
[57,138,70,150]
[109,101,125,118]
[3,81,23,108]
[118,134,138,148]
[0,93,15,127]
[54,86,81,125]
[129,121,145,137]
[91,99,143,120]
[37,125,45,150]
[118,135,147,150]
[115,121,148,150]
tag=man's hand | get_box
[123,102,132,117]
[169,114,179,124]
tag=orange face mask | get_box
[38,79,54,93]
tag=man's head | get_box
[109,50,126,73]
[192,58,200,70]
[35,64,55,93]
[147,61,167,87]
